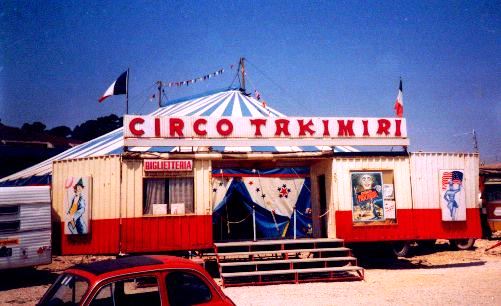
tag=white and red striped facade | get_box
[1,90,482,255]
[50,151,481,255]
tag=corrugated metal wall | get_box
[410,152,479,209]
[334,153,482,242]
[0,186,51,269]
[120,159,212,219]
[194,159,212,215]
[52,155,121,254]
[120,158,213,253]
[333,155,413,211]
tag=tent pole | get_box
[239,57,246,91]
[157,81,163,108]
[253,205,256,241]
[293,205,297,240]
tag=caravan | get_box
[0,186,51,269]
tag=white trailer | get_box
[0,186,51,269]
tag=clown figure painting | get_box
[351,172,385,222]
[64,176,91,235]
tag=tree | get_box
[72,114,123,141]
[48,125,72,138]
[21,121,46,134]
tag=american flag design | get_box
[441,170,463,190]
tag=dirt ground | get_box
[1,239,500,305]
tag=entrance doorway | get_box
[211,167,313,241]
[318,174,328,238]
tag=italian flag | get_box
[394,79,403,117]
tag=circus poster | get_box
[439,170,466,221]
[351,172,385,222]
[64,176,92,235]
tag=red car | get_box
[37,255,235,306]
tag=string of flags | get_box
[254,90,267,108]
[166,68,225,87]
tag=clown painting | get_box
[64,176,91,235]
[351,172,385,222]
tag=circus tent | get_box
[0,89,357,187]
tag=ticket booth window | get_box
[143,177,194,215]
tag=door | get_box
[318,175,328,238]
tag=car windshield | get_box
[38,273,89,306]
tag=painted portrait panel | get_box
[351,172,385,222]
[64,176,91,235]
[440,170,466,221]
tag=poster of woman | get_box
[440,170,466,221]
[351,172,385,222]
[64,176,91,235]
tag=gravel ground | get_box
[224,239,501,306]
[0,239,500,305]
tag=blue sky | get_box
[1,1,499,162]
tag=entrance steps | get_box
[214,238,364,287]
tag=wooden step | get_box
[221,266,364,278]
[219,256,357,267]
[217,247,350,257]
[215,238,343,248]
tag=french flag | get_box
[394,79,403,117]
[99,70,128,103]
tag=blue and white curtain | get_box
[211,168,312,240]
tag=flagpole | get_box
[126,68,129,114]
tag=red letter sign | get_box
[362,120,370,137]
[129,117,145,136]
[337,120,355,136]
[275,119,291,136]
[193,118,207,136]
[250,119,267,136]
[298,119,315,136]
[377,119,391,136]
[169,118,184,137]
[216,119,233,136]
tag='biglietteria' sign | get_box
[124,115,409,147]
[144,159,193,171]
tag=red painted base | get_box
[121,215,213,253]
[58,209,482,255]
[59,215,213,255]
[335,208,482,242]
[60,219,120,255]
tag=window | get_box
[165,271,212,306]
[90,276,160,306]
[38,274,89,306]
[0,205,19,216]
[143,177,194,215]
[484,184,501,201]
[0,220,20,233]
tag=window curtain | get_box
[144,179,166,214]
[169,178,194,213]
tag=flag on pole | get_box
[98,70,128,102]
[394,79,403,117]
[254,90,261,101]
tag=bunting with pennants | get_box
[167,68,225,87]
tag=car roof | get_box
[68,255,205,277]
